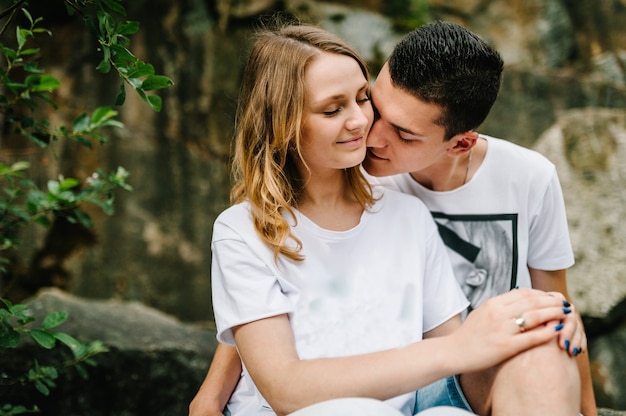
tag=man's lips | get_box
[366,148,386,160]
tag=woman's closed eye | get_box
[323,96,370,116]
[323,107,341,116]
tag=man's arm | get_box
[529,267,597,416]
[189,343,242,416]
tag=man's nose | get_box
[366,119,386,147]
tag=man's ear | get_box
[448,131,479,156]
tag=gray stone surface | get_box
[0,288,217,415]
[533,109,626,317]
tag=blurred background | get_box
[1,0,625,413]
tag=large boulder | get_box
[0,288,217,415]
[533,108,626,410]
[534,109,626,317]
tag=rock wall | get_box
[533,109,626,409]
[0,289,217,415]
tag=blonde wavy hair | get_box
[230,24,375,262]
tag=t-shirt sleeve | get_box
[421,211,470,332]
[527,169,575,270]
[211,219,294,345]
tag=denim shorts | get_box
[414,376,474,414]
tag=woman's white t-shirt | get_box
[211,188,468,415]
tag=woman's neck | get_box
[296,171,363,231]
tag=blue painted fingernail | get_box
[573,348,581,356]
[565,340,570,350]
[554,323,564,331]
[563,308,571,314]
[563,300,571,307]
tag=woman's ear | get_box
[448,131,479,156]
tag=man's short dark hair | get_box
[388,21,504,140]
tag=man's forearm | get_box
[189,343,242,416]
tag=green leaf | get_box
[10,161,30,172]
[34,215,51,227]
[0,298,13,309]
[91,106,118,124]
[97,10,116,37]
[70,135,93,148]
[28,329,56,349]
[33,27,53,36]
[110,44,136,64]
[34,379,50,396]
[73,209,94,228]
[1,46,17,60]
[75,363,89,380]
[118,21,139,35]
[20,131,51,148]
[8,303,27,315]
[16,27,29,50]
[35,74,61,92]
[59,177,80,191]
[96,58,111,73]
[141,75,173,91]
[24,62,43,73]
[126,62,154,78]
[21,8,34,25]
[46,180,60,195]
[20,48,40,56]
[26,74,61,92]
[101,0,127,16]
[115,83,126,105]
[72,113,90,133]
[41,365,59,380]
[146,94,162,112]
[42,311,68,329]
[0,322,20,348]
[52,332,86,358]
[127,76,143,89]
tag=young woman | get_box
[206,24,579,416]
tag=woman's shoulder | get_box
[213,202,254,238]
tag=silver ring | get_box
[515,316,526,332]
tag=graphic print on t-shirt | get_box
[431,213,518,312]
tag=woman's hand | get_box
[549,295,587,357]
[448,288,571,373]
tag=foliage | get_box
[0,298,109,415]
[0,0,173,413]
[0,0,172,274]
[384,0,431,33]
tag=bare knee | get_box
[462,340,581,416]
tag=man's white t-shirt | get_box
[211,188,469,415]
[366,135,575,312]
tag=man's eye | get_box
[398,134,416,144]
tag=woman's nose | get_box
[346,104,371,132]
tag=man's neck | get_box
[410,137,486,191]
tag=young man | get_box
[190,21,592,416]
[362,21,595,416]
